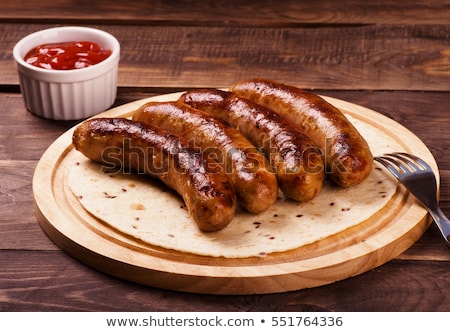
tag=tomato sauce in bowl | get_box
[24,41,112,70]
[14,26,120,119]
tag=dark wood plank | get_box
[4,90,450,164]
[401,222,450,260]
[2,24,450,90]
[0,250,448,311]
[0,0,449,25]
[0,159,61,251]
[1,0,448,313]
[0,93,79,160]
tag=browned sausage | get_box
[180,89,324,202]
[231,78,373,187]
[132,101,278,213]
[72,117,236,232]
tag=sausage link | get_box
[180,89,324,202]
[132,101,278,213]
[231,78,373,187]
[72,118,236,232]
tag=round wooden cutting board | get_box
[33,92,438,294]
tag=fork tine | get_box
[373,156,402,179]
[385,153,422,172]
[375,153,450,247]
[375,155,410,174]
[395,152,433,171]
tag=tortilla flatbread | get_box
[68,114,399,258]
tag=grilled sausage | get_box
[132,101,278,213]
[180,89,324,202]
[231,78,373,187]
[72,118,236,232]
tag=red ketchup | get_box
[24,41,112,70]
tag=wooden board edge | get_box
[32,93,437,294]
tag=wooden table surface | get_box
[1,0,449,312]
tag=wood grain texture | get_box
[1,0,450,307]
[1,0,449,25]
[0,251,448,311]
[2,24,450,90]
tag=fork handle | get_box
[427,206,450,247]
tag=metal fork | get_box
[374,152,450,247]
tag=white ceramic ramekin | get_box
[13,26,120,120]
